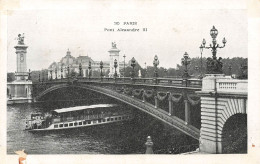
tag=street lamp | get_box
[201,26,226,74]
[42,70,44,82]
[199,44,204,78]
[131,57,136,78]
[144,62,147,78]
[228,64,232,76]
[88,61,92,80]
[153,55,159,84]
[39,73,41,82]
[181,52,191,86]
[123,54,126,77]
[100,61,103,81]
[61,66,63,79]
[79,62,82,77]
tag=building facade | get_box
[48,42,127,79]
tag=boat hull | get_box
[26,115,133,132]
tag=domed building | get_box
[48,43,127,79]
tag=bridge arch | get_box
[34,83,200,140]
[222,113,247,153]
[199,96,247,154]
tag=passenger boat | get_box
[25,104,133,131]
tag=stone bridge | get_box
[32,77,202,140]
[32,75,248,153]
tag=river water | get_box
[7,101,198,154]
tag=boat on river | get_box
[25,104,133,131]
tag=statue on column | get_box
[17,33,25,45]
[112,42,117,48]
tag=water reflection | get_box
[7,101,197,154]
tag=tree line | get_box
[7,57,247,82]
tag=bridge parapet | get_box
[216,79,247,93]
[43,77,202,88]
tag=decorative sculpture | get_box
[17,33,25,45]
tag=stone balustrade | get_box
[216,79,247,93]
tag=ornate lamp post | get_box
[153,55,159,84]
[114,59,118,78]
[131,57,136,78]
[61,66,63,79]
[39,73,41,82]
[181,52,191,86]
[228,64,232,76]
[55,68,57,80]
[79,62,82,77]
[88,61,92,80]
[123,54,126,78]
[144,62,147,78]
[199,44,204,78]
[201,26,226,74]
[100,61,103,81]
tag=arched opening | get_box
[25,88,27,97]
[222,113,247,154]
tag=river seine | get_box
[7,101,198,154]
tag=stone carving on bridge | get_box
[206,57,223,74]
[169,93,183,103]
[132,89,143,97]
[157,92,168,101]
[115,87,124,93]
[187,94,201,106]
[143,90,154,98]
[123,88,132,95]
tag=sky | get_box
[7,7,247,72]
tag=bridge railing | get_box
[35,77,202,88]
[216,79,247,93]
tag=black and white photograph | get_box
[1,0,260,163]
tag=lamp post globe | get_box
[201,26,227,74]
[88,61,91,79]
[153,55,159,78]
[79,63,82,77]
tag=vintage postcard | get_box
[1,0,260,163]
